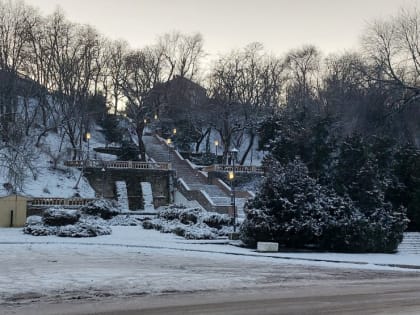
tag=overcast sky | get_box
[28,0,420,58]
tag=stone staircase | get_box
[398,233,420,255]
[143,135,248,215]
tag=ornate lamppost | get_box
[214,140,219,163]
[101,167,106,198]
[86,132,91,160]
[228,148,238,232]
[167,138,172,162]
[228,169,236,232]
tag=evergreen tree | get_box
[391,146,420,230]
[240,158,407,252]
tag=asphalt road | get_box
[6,279,420,315]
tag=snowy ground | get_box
[0,130,96,198]
[1,225,420,309]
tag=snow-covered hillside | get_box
[0,126,117,198]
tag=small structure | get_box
[0,194,28,227]
[257,242,279,252]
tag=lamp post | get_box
[214,140,219,163]
[167,138,172,162]
[228,148,238,232]
[86,132,91,160]
[230,148,238,166]
[101,167,106,198]
[228,169,236,232]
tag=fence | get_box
[28,198,96,208]
[64,160,171,170]
[204,164,264,174]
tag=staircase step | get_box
[143,134,251,213]
[398,232,420,255]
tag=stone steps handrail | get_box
[177,179,234,215]
[28,198,96,207]
[204,164,265,173]
[64,160,171,170]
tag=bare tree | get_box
[363,7,420,110]
[36,11,103,158]
[106,39,128,115]
[284,45,321,117]
[120,46,164,160]
[158,31,204,81]
[0,135,37,192]
[236,43,285,164]
[208,44,284,164]
[0,0,37,140]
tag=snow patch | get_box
[141,182,155,211]
[115,181,129,211]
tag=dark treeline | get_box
[1,1,419,155]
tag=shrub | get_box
[203,213,232,229]
[80,199,119,219]
[56,223,111,237]
[158,206,203,224]
[240,158,408,252]
[145,205,234,239]
[43,208,81,226]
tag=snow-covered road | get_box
[1,226,420,310]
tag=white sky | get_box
[27,0,420,58]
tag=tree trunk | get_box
[136,123,146,161]
[240,132,255,165]
[194,127,210,152]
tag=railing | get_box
[28,198,96,208]
[204,164,265,174]
[64,160,171,170]
[177,179,234,215]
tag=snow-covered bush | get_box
[202,213,232,229]
[42,208,81,226]
[24,210,112,237]
[142,205,233,239]
[141,219,156,230]
[56,222,111,237]
[26,215,43,225]
[183,223,218,240]
[23,216,57,236]
[158,206,204,224]
[157,205,188,221]
[23,203,120,237]
[23,224,57,236]
[240,158,408,252]
[79,199,119,219]
[107,215,142,226]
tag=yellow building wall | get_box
[0,195,28,227]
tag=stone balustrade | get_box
[28,198,96,208]
[204,164,264,174]
[64,160,171,170]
